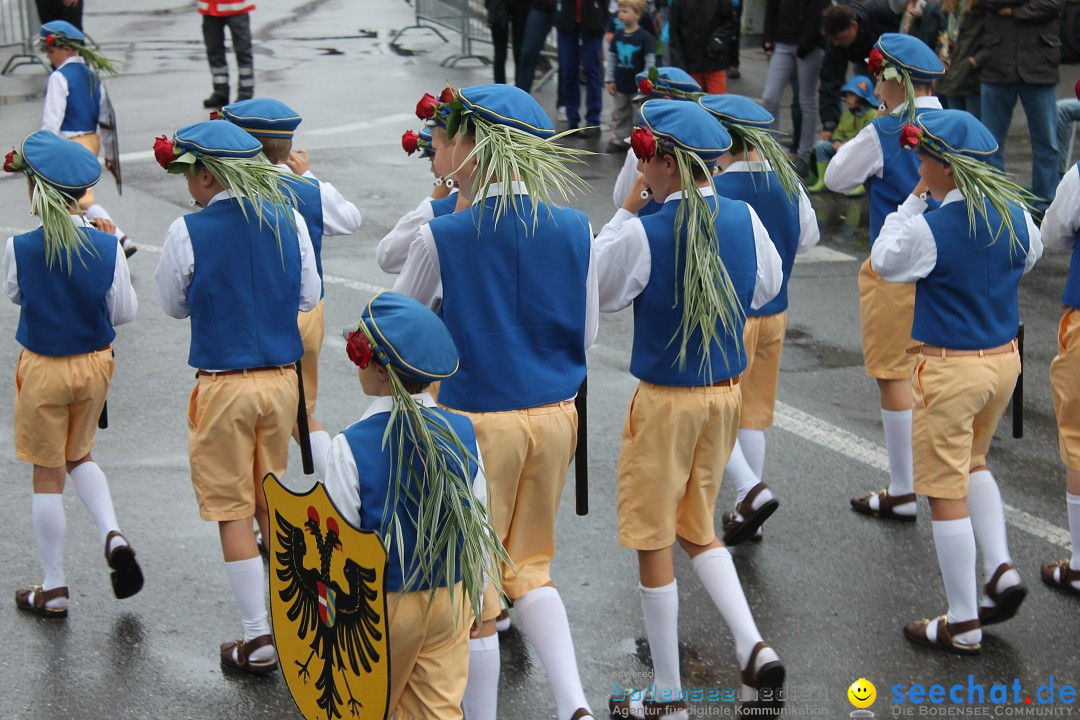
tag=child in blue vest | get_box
[323,291,505,720]
[152,120,321,674]
[872,110,1041,654]
[4,131,141,618]
[596,99,785,719]
[698,94,819,546]
[395,84,597,720]
[1036,134,1080,598]
[220,98,362,483]
[824,33,945,523]
[38,21,136,258]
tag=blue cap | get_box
[697,94,773,129]
[360,292,459,383]
[874,33,944,84]
[636,67,701,98]
[458,84,555,139]
[841,75,878,107]
[174,120,263,159]
[221,98,302,139]
[639,100,732,165]
[20,130,100,192]
[915,109,998,161]
[418,126,435,158]
[39,20,85,46]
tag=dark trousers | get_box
[491,0,529,84]
[202,13,254,100]
[556,28,602,126]
[35,0,82,29]
[729,0,742,69]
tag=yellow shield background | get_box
[264,474,390,720]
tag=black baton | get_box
[1012,322,1024,439]
[98,401,108,430]
[574,376,588,516]
[296,360,314,475]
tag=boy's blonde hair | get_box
[260,137,293,165]
[618,0,646,15]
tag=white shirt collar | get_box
[892,95,943,116]
[207,189,238,206]
[69,214,93,227]
[359,392,437,420]
[473,180,529,204]
[940,188,966,206]
[723,160,773,173]
[56,56,85,70]
[663,185,716,203]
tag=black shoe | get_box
[728,67,741,80]
[202,92,228,109]
[579,126,601,139]
[792,155,810,179]
[235,92,253,102]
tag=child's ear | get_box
[376,364,390,381]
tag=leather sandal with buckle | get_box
[220,634,278,675]
[722,512,763,543]
[903,615,980,655]
[15,585,69,619]
[724,484,779,547]
[850,488,917,521]
[978,562,1027,626]
[738,641,785,718]
[1041,559,1080,597]
[105,530,144,600]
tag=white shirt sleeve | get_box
[154,217,195,319]
[584,223,599,350]
[393,224,443,308]
[824,123,884,193]
[312,175,362,237]
[4,237,20,305]
[322,433,362,530]
[869,194,937,283]
[106,248,137,326]
[377,198,435,274]
[1023,211,1043,275]
[595,208,652,312]
[749,206,783,310]
[472,449,487,506]
[795,188,821,255]
[612,148,639,209]
[296,209,322,311]
[1041,167,1080,253]
[41,71,68,134]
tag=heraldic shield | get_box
[263,473,390,720]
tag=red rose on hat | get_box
[208,110,222,120]
[346,329,373,369]
[638,78,654,96]
[402,130,420,156]
[899,124,922,150]
[439,87,455,104]
[45,33,55,46]
[1075,77,1080,101]
[867,47,884,76]
[416,93,439,120]
[3,150,20,173]
[630,127,656,161]
[153,135,178,170]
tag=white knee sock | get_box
[691,548,762,668]
[309,429,332,479]
[967,470,1019,599]
[463,634,500,720]
[640,581,681,698]
[1068,493,1080,573]
[514,587,591,719]
[32,493,67,607]
[725,440,761,506]
[931,518,981,645]
[737,429,766,481]
[225,556,274,661]
[69,462,121,547]
[882,409,915,498]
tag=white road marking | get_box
[305,113,417,137]
[799,245,856,263]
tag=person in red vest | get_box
[199,0,255,109]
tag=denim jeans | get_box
[941,93,981,120]
[980,82,1058,208]
[557,29,603,126]
[814,139,837,164]
[761,43,824,158]
[1056,99,1080,176]
[515,7,554,92]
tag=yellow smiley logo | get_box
[848,678,877,709]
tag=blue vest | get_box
[869,111,938,243]
[638,199,662,217]
[915,199,1030,350]
[184,197,304,370]
[14,226,117,356]
[632,196,758,385]
[283,174,325,297]
[430,193,458,218]
[713,170,800,316]
[343,407,478,593]
[1064,162,1080,309]
[57,63,101,134]
[430,195,590,412]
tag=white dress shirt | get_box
[275,165,363,237]
[824,96,943,193]
[613,147,639,209]
[594,186,784,312]
[376,189,458,274]
[41,56,115,155]
[719,161,821,256]
[153,189,321,319]
[322,393,487,531]
[1041,165,1080,253]
[4,215,137,326]
[393,181,600,349]
[871,189,1043,283]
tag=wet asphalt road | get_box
[1,1,1078,717]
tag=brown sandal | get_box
[724,484,779,546]
[850,488,917,521]
[903,615,980,655]
[105,530,143,600]
[978,562,1026,626]
[15,585,69,619]
[1041,559,1080,597]
[738,642,785,717]
[220,634,278,675]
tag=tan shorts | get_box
[912,349,1020,500]
[1051,308,1080,470]
[297,299,325,416]
[14,348,113,467]
[741,312,786,429]
[617,381,740,550]
[858,259,917,381]
[446,401,577,614]
[69,133,100,209]
[187,366,298,521]
[387,583,471,720]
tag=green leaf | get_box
[648,66,659,83]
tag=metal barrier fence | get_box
[1,0,45,74]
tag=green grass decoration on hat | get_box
[727,123,802,203]
[40,31,118,78]
[868,47,918,127]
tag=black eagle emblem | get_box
[276,506,383,719]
